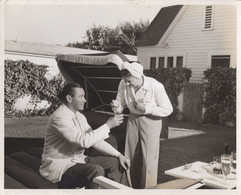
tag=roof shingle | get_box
[135,5,183,47]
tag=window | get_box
[204,5,214,29]
[176,56,183,67]
[167,57,173,68]
[150,57,156,70]
[149,55,184,68]
[211,55,230,68]
[158,57,165,69]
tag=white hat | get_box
[121,61,143,79]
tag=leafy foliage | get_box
[66,20,149,55]
[203,68,236,125]
[5,60,66,118]
[144,68,192,120]
[5,59,194,122]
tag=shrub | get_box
[144,68,192,120]
[203,67,236,125]
[4,60,66,118]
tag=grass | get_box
[5,117,48,138]
[5,117,205,139]
[4,117,236,185]
[159,120,236,184]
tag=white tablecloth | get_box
[165,161,236,189]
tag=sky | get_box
[4,3,163,46]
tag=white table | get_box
[165,161,236,189]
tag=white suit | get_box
[39,104,120,183]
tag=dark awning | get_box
[56,51,129,113]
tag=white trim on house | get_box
[158,5,189,46]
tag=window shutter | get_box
[204,5,213,29]
[158,57,165,69]
[150,57,156,70]
[167,57,173,68]
[176,56,183,68]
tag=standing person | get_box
[111,62,173,189]
[39,82,130,189]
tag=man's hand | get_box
[106,114,124,129]
[117,154,130,170]
[132,100,145,113]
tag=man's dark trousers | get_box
[57,156,128,189]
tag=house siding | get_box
[137,5,236,83]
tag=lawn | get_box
[5,117,48,138]
[159,121,236,184]
[5,117,205,139]
[4,116,236,185]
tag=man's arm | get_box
[51,114,124,149]
[93,141,130,170]
[51,116,110,149]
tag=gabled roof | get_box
[135,5,183,47]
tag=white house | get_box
[135,5,237,83]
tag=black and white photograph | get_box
[1,0,240,194]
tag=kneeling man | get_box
[39,82,130,189]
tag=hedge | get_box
[144,68,192,120]
[203,67,236,125]
[5,60,66,118]
[5,60,192,120]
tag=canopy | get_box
[56,51,130,113]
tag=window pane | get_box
[167,57,173,68]
[176,56,183,67]
[150,57,156,70]
[211,55,230,68]
[158,57,165,69]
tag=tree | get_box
[66,20,149,55]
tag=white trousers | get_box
[125,113,162,189]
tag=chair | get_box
[93,176,203,189]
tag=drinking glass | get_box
[213,156,221,164]
[221,154,231,181]
[231,151,236,174]
[211,156,222,174]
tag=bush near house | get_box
[203,67,236,125]
[5,60,66,118]
[144,68,192,121]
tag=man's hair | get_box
[120,69,132,77]
[58,82,83,102]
